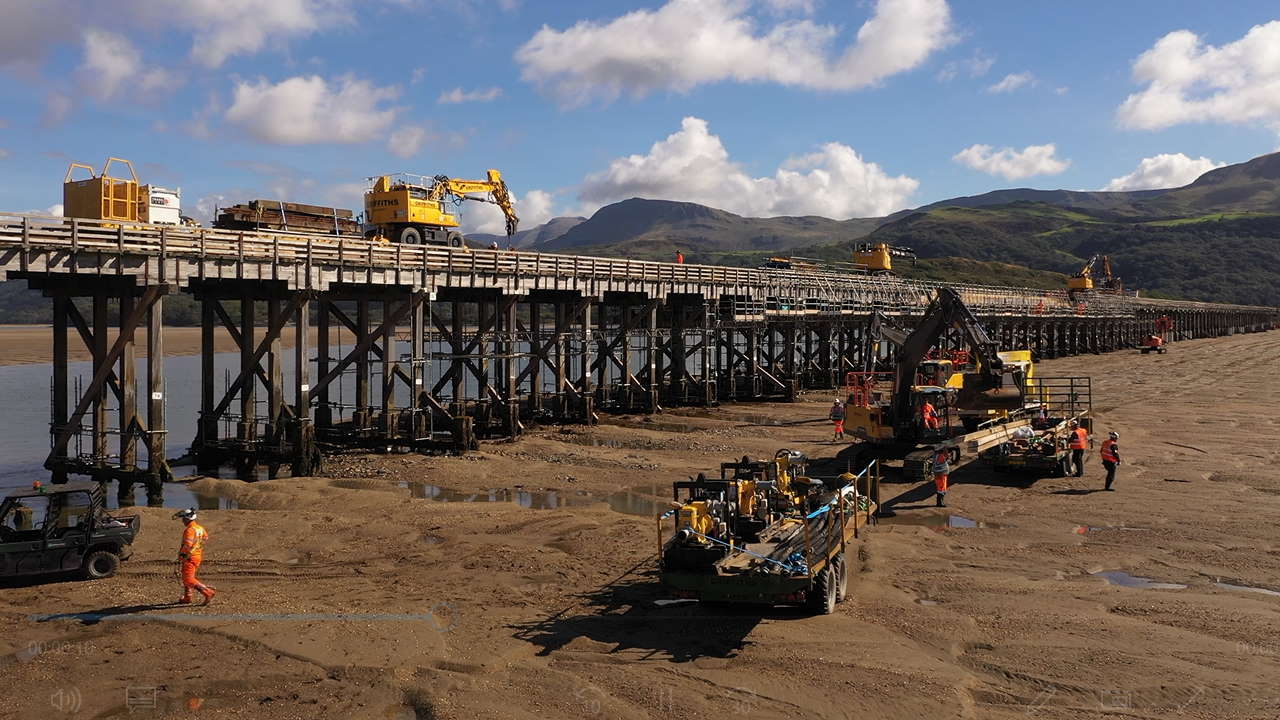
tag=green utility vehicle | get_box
[0,482,139,580]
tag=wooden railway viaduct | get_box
[1,213,1275,504]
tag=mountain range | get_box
[2,153,1277,324]
[478,151,1280,305]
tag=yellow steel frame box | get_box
[63,158,140,222]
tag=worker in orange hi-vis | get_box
[173,508,215,605]
[1068,420,1089,478]
[931,448,951,507]
[921,400,940,431]
[675,250,685,264]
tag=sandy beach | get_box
[0,325,358,366]
[1,330,1278,719]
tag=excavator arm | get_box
[432,170,519,237]
[1073,254,1099,279]
[880,288,1018,434]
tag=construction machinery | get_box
[0,482,139,580]
[843,288,1029,480]
[854,242,916,274]
[1140,315,1173,354]
[364,169,517,247]
[659,450,877,613]
[1067,254,1122,294]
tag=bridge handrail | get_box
[0,212,1275,316]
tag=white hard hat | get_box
[1109,431,1119,439]
[173,508,197,521]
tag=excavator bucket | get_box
[956,373,1023,411]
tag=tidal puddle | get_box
[880,513,1006,529]
[1093,570,1187,590]
[1214,581,1280,597]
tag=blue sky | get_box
[1,0,1278,234]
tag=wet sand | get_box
[2,330,1279,719]
[0,326,356,366]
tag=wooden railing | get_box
[1,212,1274,317]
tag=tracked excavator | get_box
[854,242,917,274]
[1067,254,1122,294]
[843,287,1028,480]
[364,169,518,246]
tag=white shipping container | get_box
[141,185,181,225]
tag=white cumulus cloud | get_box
[953,143,1070,181]
[465,189,556,236]
[79,29,171,101]
[516,0,953,105]
[578,116,918,218]
[1103,153,1224,191]
[225,75,399,145]
[986,71,1034,93]
[387,126,428,159]
[172,0,352,68]
[437,86,503,104]
[1117,21,1280,131]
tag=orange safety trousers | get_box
[180,558,212,598]
[934,473,949,493]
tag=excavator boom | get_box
[876,288,1021,434]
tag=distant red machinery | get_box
[1141,315,1174,354]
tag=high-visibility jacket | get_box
[1069,427,1088,450]
[931,452,951,475]
[1100,438,1119,462]
[922,402,937,419]
[180,522,209,561]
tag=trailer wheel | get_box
[833,552,849,604]
[80,550,120,580]
[398,226,423,244]
[806,564,837,615]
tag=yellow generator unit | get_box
[63,158,140,222]
[676,501,717,544]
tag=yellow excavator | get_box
[854,242,916,274]
[1067,254,1121,293]
[364,169,518,246]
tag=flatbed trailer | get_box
[659,463,879,613]
[982,376,1093,476]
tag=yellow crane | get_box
[1067,254,1121,292]
[364,169,518,246]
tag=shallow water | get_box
[1093,570,1187,590]
[880,513,1006,529]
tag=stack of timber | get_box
[214,200,360,236]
